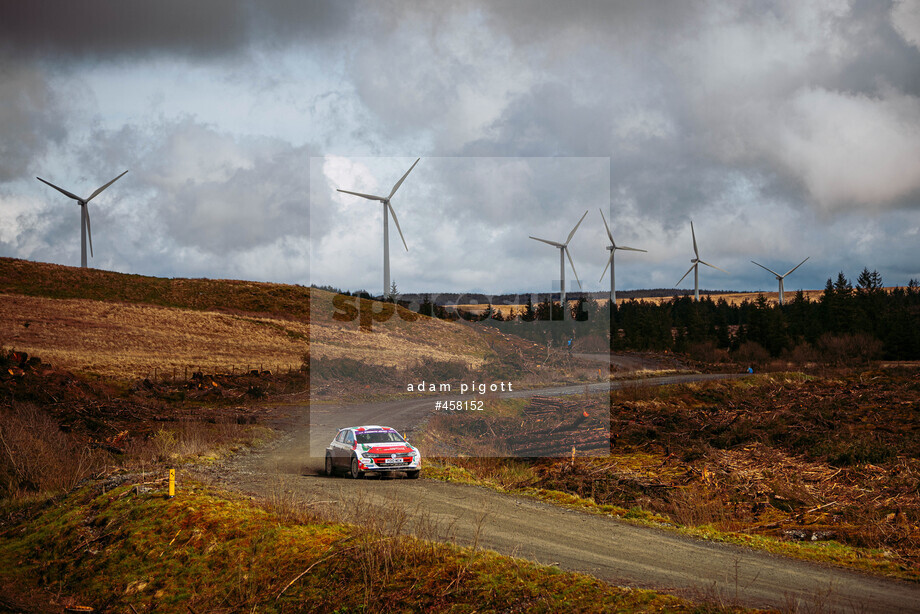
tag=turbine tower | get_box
[676,221,728,301]
[337,158,420,299]
[529,210,588,318]
[36,170,129,268]
[598,208,646,307]
[751,257,809,305]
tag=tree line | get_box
[466,269,920,362]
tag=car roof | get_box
[341,425,397,432]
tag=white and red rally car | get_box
[325,425,421,479]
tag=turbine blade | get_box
[36,177,82,202]
[699,260,728,274]
[85,205,93,258]
[751,260,781,277]
[676,264,696,286]
[388,157,420,200]
[598,208,614,245]
[564,210,588,246]
[529,236,564,248]
[337,188,386,202]
[599,250,614,282]
[86,170,128,203]
[565,247,582,289]
[782,256,810,278]
[691,220,699,259]
[617,245,647,253]
[387,202,408,251]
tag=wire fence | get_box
[142,363,305,383]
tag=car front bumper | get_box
[357,459,421,472]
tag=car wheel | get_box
[325,453,335,477]
[349,455,363,479]
[406,470,420,479]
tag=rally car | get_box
[325,425,421,479]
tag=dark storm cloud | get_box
[483,0,701,46]
[457,1,920,215]
[423,157,610,230]
[459,82,613,157]
[457,80,734,228]
[128,120,312,255]
[836,0,920,96]
[0,0,350,60]
[0,62,67,181]
[158,148,311,254]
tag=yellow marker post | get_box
[168,468,175,498]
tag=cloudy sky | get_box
[2,1,919,296]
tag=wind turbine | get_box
[598,208,646,307]
[36,170,129,268]
[751,257,809,305]
[530,210,588,318]
[676,221,727,301]
[337,158,420,299]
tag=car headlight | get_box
[361,453,372,459]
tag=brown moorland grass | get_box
[308,290,495,370]
[0,257,311,317]
[0,293,310,379]
[0,290,509,380]
[0,259,528,379]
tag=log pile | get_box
[509,426,609,456]
[523,396,579,418]
[509,396,609,457]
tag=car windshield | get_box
[356,431,404,444]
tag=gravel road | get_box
[192,377,920,613]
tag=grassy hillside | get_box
[308,288,495,369]
[1,293,310,378]
[0,257,311,317]
[0,258,539,380]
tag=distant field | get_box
[620,289,828,306]
[456,288,862,317]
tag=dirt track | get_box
[194,377,920,613]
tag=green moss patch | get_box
[0,481,732,613]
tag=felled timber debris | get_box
[508,396,609,456]
[523,396,579,417]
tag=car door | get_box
[330,429,346,468]
[334,430,353,468]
